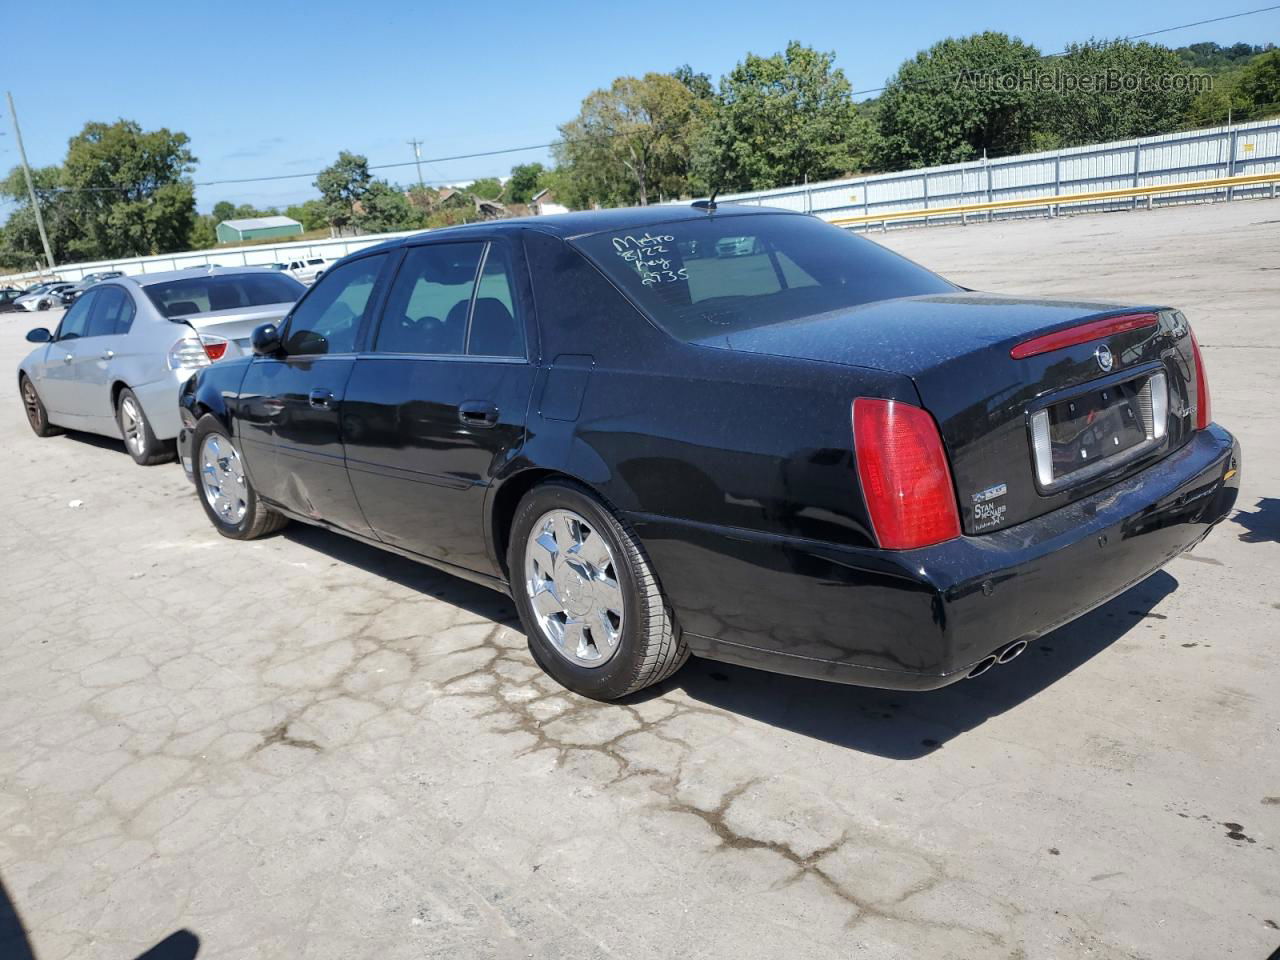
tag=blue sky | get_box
[2,0,1276,214]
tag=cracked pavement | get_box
[2,200,1278,959]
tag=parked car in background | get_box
[176,206,1239,701]
[0,287,23,312]
[15,283,75,312]
[18,267,305,465]
[58,271,126,307]
[267,257,328,285]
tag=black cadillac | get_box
[177,205,1240,700]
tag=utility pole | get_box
[6,91,55,272]
[407,138,425,190]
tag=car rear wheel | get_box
[20,375,60,438]
[192,414,287,540]
[509,480,688,700]
[116,388,174,466]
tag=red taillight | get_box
[1189,326,1211,429]
[852,397,961,550]
[1010,312,1159,360]
[201,337,228,361]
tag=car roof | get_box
[113,265,292,288]
[375,203,800,251]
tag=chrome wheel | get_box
[119,396,146,457]
[524,508,625,668]
[22,380,42,431]
[199,433,248,525]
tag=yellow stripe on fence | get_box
[830,171,1280,227]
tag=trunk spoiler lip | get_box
[163,301,295,326]
[1009,311,1164,360]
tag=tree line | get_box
[2,35,1277,270]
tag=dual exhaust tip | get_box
[966,639,1029,679]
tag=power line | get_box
[850,4,1280,97]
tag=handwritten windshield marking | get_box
[611,233,688,285]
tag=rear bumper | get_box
[631,425,1240,691]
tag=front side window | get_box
[56,290,97,340]
[85,286,136,337]
[573,213,956,344]
[283,253,387,356]
[144,273,305,318]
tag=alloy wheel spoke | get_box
[554,512,579,551]
[592,609,620,649]
[560,619,588,658]
[592,576,624,615]
[531,585,565,618]
[528,532,557,574]
[575,530,611,571]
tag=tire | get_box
[19,375,61,438]
[508,480,688,700]
[116,388,174,466]
[191,414,287,540]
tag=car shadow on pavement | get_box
[1232,497,1280,544]
[276,521,1176,762]
[281,524,521,626]
[659,571,1179,760]
[3,875,200,960]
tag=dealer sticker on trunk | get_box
[972,483,1009,531]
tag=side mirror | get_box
[251,323,283,356]
[26,328,52,343]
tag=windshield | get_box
[573,213,956,343]
[143,272,306,318]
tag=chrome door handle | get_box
[101,350,114,360]
[63,353,73,364]
[308,388,334,409]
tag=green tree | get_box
[315,151,373,228]
[696,42,872,191]
[874,32,1042,170]
[188,214,218,249]
[1039,40,1197,146]
[285,199,329,231]
[1,120,195,266]
[1236,49,1280,118]
[212,200,237,222]
[357,182,420,233]
[554,71,702,207]
[507,162,547,204]
[0,165,78,269]
[464,177,504,201]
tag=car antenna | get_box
[692,189,718,213]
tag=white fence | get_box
[687,118,1280,227]
[2,229,425,285]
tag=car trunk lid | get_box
[696,292,1199,534]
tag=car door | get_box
[34,290,98,417]
[64,285,137,428]
[342,239,535,575]
[236,252,390,533]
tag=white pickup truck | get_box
[267,257,327,285]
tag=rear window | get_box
[573,213,955,342]
[144,273,305,318]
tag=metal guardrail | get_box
[829,171,1280,228]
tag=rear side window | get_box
[85,286,136,337]
[374,242,524,358]
[144,273,305,318]
[284,254,387,356]
[573,213,956,343]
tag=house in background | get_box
[529,189,569,216]
[215,215,304,245]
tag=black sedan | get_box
[178,205,1240,700]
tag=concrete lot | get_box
[1,200,1277,960]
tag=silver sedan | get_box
[17,267,305,465]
